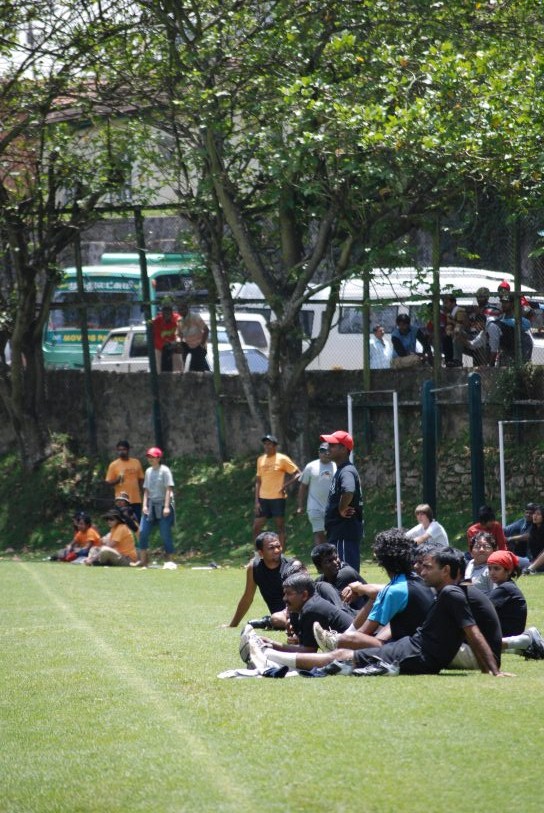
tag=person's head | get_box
[146,446,163,467]
[75,513,92,531]
[310,542,340,579]
[373,528,415,576]
[396,313,411,334]
[178,300,190,317]
[283,559,308,579]
[533,505,544,525]
[477,505,495,526]
[255,531,282,564]
[475,286,490,306]
[499,293,514,315]
[419,547,466,589]
[487,550,520,584]
[261,433,278,455]
[318,443,331,460]
[498,280,511,294]
[442,294,457,313]
[282,573,315,613]
[116,440,130,460]
[103,508,125,528]
[114,492,131,508]
[372,324,385,339]
[525,502,537,522]
[160,298,175,319]
[319,430,353,463]
[471,531,497,565]
[414,504,433,524]
[412,541,443,574]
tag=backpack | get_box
[497,320,533,362]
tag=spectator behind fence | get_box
[369,324,392,369]
[152,301,182,372]
[391,314,432,369]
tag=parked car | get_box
[91,325,268,374]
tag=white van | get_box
[232,267,544,369]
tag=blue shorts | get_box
[258,498,286,518]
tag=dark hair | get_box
[430,547,466,580]
[283,559,307,579]
[396,314,410,325]
[310,542,337,568]
[478,505,495,524]
[282,573,315,596]
[472,531,497,550]
[74,512,92,526]
[372,529,414,575]
[255,531,279,551]
[103,508,125,523]
[412,540,443,565]
[117,440,130,449]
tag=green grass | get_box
[2,560,544,813]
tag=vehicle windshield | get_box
[48,291,141,331]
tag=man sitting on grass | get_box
[312,542,368,611]
[248,547,513,677]
[313,529,436,652]
[223,532,295,630]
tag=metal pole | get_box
[393,390,402,527]
[468,372,485,521]
[74,232,97,455]
[347,393,354,463]
[431,217,442,383]
[499,421,506,528]
[421,379,437,514]
[134,207,164,450]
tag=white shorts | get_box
[307,509,326,533]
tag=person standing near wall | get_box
[254,434,300,548]
[296,443,336,544]
[152,301,182,372]
[105,440,145,521]
[138,447,175,567]
[321,430,363,573]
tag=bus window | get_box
[298,310,314,338]
[338,307,362,334]
[154,273,194,294]
[369,306,399,333]
[48,292,141,330]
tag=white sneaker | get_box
[352,658,400,677]
[248,636,271,674]
[313,622,339,652]
[524,627,544,660]
[239,624,258,665]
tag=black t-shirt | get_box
[298,593,354,648]
[324,461,363,543]
[389,575,435,641]
[252,555,293,614]
[488,580,527,637]
[413,584,476,672]
[315,563,368,610]
[462,584,503,667]
[528,525,544,564]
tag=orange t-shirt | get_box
[256,453,298,499]
[110,524,137,561]
[73,527,101,548]
[106,458,144,504]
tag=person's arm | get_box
[105,463,122,486]
[296,482,309,514]
[223,563,258,627]
[341,582,382,603]
[281,469,301,495]
[525,548,544,573]
[494,524,508,551]
[201,322,209,347]
[338,492,355,517]
[254,476,262,515]
[163,485,173,516]
[391,334,407,357]
[464,624,513,677]
[142,486,149,516]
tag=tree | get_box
[0,0,146,467]
[116,0,544,456]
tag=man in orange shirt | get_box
[105,440,144,521]
[253,434,300,547]
[152,301,182,372]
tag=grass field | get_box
[2,559,544,813]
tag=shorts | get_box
[258,498,286,518]
[353,638,435,675]
[307,509,326,533]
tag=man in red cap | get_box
[320,430,363,572]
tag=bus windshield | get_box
[48,291,141,331]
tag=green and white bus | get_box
[43,252,206,369]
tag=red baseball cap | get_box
[146,447,163,458]
[498,280,511,291]
[319,430,354,452]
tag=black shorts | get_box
[258,498,286,518]
[353,638,434,675]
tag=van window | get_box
[130,332,149,357]
[299,310,314,338]
[338,305,399,334]
[236,319,267,349]
[100,334,126,356]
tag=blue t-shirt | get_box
[369,573,434,640]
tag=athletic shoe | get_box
[311,659,353,677]
[522,568,536,576]
[248,636,271,674]
[313,622,338,652]
[524,627,544,660]
[248,615,273,630]
[352,659,400,677]
[239,623,258,665]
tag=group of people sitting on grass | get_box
[222,523,544,679]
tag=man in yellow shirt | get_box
[254,434,300,547]
[105,440,145,521]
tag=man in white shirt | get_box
[369,324,392,369]
[296,444,337,544]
